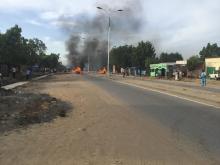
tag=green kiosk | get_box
[150,63,174,77]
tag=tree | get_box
[187,55,203,71]
[110,45,133,69]
[110,41,157,74]
[25,38,47,65]
[56,62,67,71]
[133,41,156,76]
[0,25,48,66]
[0,25,65,75]
[199,43,220,61]
[1,25,25,65]
[39,53,60,69]
[0,32,4,63]
[133,41,156,69]
[159,52,183,62]
[47,53,59,68]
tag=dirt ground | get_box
[0,74,215,165]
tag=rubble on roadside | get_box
[0,88,72,134]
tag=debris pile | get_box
[0,89,72,134]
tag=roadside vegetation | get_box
[110,41,220,74]
[0,25,65,71]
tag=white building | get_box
[205,57,220,79]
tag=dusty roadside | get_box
[0,74,215,164]
[109,74,220,89]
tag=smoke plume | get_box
[62,0,144,69]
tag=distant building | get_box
[176,60,187,65]
[205,57,220,79]
[150,61,187,79]
[150,63,175,78]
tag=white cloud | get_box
[0,0,95,14]
[39,11,61,20]
[42,36,68,64]
[26,19,44,26]
[0,0,50,11]
[142,0,220,57]
[50,20,76,27]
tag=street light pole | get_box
[97,7,123,76]
[80,37,90,72]
[107,16,110,76]
[88,52,90,73]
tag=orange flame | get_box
[73,67,82,74]
[98,67,107,74]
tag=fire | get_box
[73,67,82,74]
[98,67,107,74]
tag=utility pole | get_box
[97,7,123,76]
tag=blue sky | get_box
[0,0,220,64]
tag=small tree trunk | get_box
[140,67,142,77]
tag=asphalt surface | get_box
[86,75,220,163]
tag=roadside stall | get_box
[150,63,175,78]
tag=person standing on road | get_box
[26,68,31,80]
[200,70,207,87]
[12,67,16,79]
[0,72,3,87]
[121,68,125,78]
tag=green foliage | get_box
[25,38,47,65]
[39,53,60,69]
[199,43,220,61]
[159,52,183,62]
[110,45,133,68]
[0,25,61,69]
[0,32,4,62]
[133,41,156,69]
[56,62,66,71]
[110,41,156,70]
[0,25,24,64]
[187,55,203,71]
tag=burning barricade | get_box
[73,67,82,74]
[98,67,107,74]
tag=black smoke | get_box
[62,0,144,69]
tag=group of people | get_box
[174,70,207,87]
[10,67,32,80]
[121,68,130,78]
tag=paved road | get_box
[87,75,220,163]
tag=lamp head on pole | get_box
[97,7,103,10]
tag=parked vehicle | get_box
[209,70,220,80]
